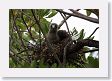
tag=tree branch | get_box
[59,12,71,38]
[58,9,80,29]
[21,10,36,43]
[58,15,71,29]
[69,9,99,23]
[70,39,99,54]
[55,9,99,24]
[83,49,99,53]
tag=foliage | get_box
[9,9,99,68]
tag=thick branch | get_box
[69,9,99,23]
[55,9,99,24]
[71,39,99,53]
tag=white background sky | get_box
[47,9,99,40]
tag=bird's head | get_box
[49,23,58,33]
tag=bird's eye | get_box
[52,25,55,28]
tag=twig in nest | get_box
[63,40,73,67]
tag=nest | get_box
[29,37,87,68]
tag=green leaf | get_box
[85,56,99,68]
[39,59,46,68]
[83,46,90,52]
[51,63,57,68]
[40,18,50,34]
[21,60,30,68]
[16,21,26,31]
[77,29,85,40]
[72,27,78,35]
[9,58,16,68]
[46,10,57,18]
[36,9,50,18]
[90,36,95,40]
[30,60,37,68]
[86,10,92,16]
[43,9,51,16]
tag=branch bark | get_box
[55,9,99,24]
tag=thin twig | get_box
[11,10,30,63]
[55,9,99,24]
[58,15,71,29]
[39,29,42,51]
[17,49,29,54]
[83,49,99,53]
[58,9,80,29]
[59,12,72,68]
[11,10,26,50]
[63,41,73,67]
[21,10,36,43]
[87,27,99,39]
[59,12,71,37]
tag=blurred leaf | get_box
[39,59,46,68]
[72,27,78,35]
[30,60,37,68]
[90,36,95,40]
[86,10,92,16]
[51,63,57,68]
[21,60,30,68]
[46,10,57,18]
[85,9,99,18]
[40,18,49,34]
[85,56,99,68]
[43,9,51,16]
[9,58,15,68]
[16,20,26,31]
[77,29,85,40]
[36,9,48,18]
[83,46,90,51]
